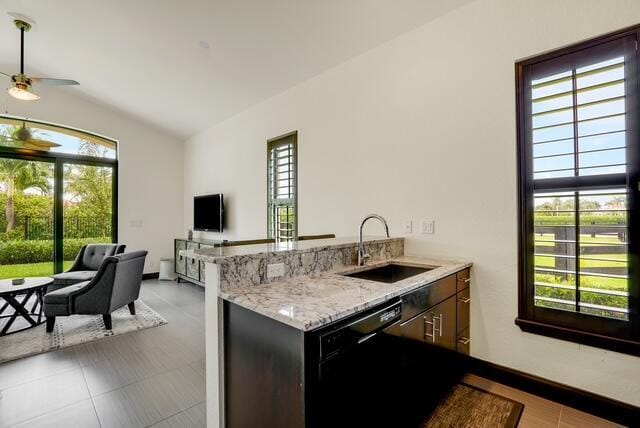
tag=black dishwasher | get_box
[307,298,406,428]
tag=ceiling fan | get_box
[1,17,79,101]
[3,121,61,151]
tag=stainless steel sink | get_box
[340,263,435,284]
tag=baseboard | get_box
[465,356,640,426]
[142,272,159,280]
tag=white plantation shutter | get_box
[517,32,640,342]
[268,133,297,241]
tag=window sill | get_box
[515,318,640,357]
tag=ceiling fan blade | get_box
[31,77,79,86]
[0,71,13,79]
[24,138,61,149]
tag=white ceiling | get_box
[0,0,473,140]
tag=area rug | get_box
[0,300,167,364]
[423,383,524,428]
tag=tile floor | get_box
[464,374,624,427]
[0,279,205,428]
[0,278,625,427]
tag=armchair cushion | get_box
[45,282,89,305]
[44,281,89,316]
[82,245,117,271]
[49,270,96,289]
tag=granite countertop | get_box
[220,255,472,331]
[181,236,403,263]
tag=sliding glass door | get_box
[62,162,115,266]
[0,156,55,279]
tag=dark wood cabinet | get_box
[457,326,470,355]
[223,267,471,427]
[423,296,457,351]
[391,269,471,354]
[456,273,471,355]
[456,287,470,334]
[456,268,471,292]
[401,275,456,322]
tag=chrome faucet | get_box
[358,214,390,266]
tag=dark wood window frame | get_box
[516,25,640,356]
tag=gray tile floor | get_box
[0,279,206,428]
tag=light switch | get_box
[421,220,435,235]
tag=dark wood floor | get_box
[0,278,623,427]
[0,279,206,428]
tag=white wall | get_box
[184,0,640,405]
[4,87,184,273]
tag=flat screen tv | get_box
[194,194,224,232]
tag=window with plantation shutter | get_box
[516,27,640,355]
[267,132,297,242]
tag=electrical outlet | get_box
[404,220,413,234]
[421,219,435,235]
[267,263,285,278]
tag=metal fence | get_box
[22,216,112,240]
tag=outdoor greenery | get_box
[0,237,110,264]
[0,125,114,279]
[0,261,74,279]
[534,197,629,319]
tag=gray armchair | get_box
[44,250,148,332]
[49,243,126,292]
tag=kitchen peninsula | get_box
[182,236,472,427]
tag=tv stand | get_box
[174,238,219,286]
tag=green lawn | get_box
[0,261,74,280]
[534,232,629,316]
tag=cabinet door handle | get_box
[457,337,470,345]
[459,278,471,284]
[433,314,443,337]
[424,316,435,343]
[458,297,471,303]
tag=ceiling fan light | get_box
[8,84,40,101]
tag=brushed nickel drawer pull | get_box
[424,316,435,342]
[457,337,470,345]
[458,297,471,303]
[459,278,471,283]
[433,314,443,338]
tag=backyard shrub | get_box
[0,228,25,243]
[0,237,111,264]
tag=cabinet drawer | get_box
[457,288,470,334]
[387,310,427,343]
[457,327,470,355]
[186,256,200,280]
[456,268,471,292]
[401,275,456,322]
[175,240,187,275]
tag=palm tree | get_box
[0,127,52,232]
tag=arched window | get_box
[0,115,117,278]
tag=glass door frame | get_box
[0,143,118,274]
